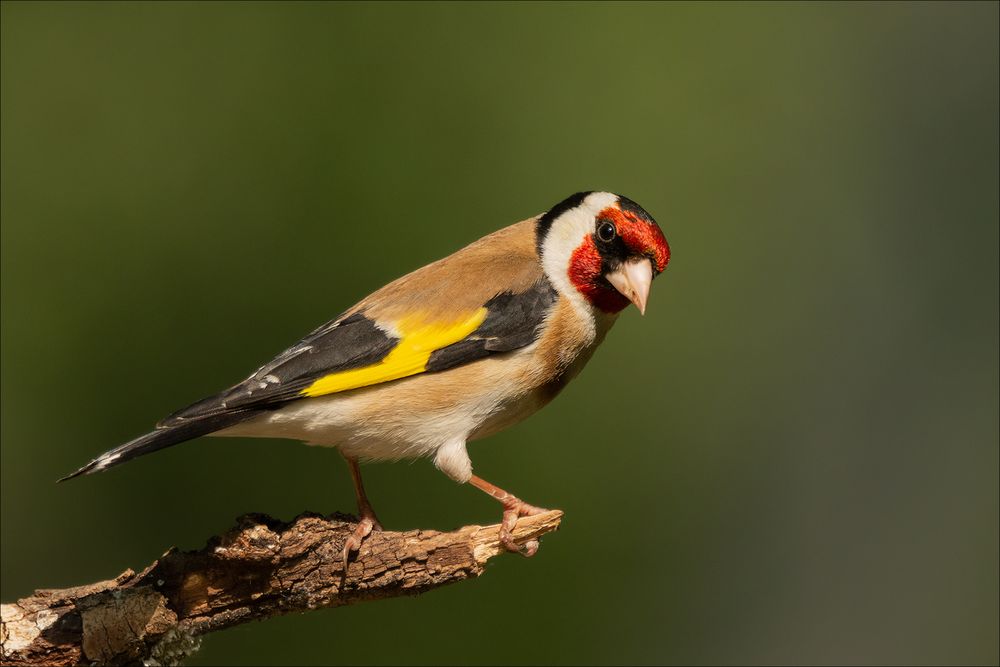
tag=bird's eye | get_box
[597,220,616,243]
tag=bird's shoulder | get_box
[350,217,543,324]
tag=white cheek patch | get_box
[540,191,619,309]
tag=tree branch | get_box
[1,510,563,666]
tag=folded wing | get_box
[160,219,555,426]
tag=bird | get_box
[61,191,671,562]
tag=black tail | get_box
[58,410,262,482]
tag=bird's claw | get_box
[341,514,382,571]
[499,500,548,557]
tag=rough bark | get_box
[1,510,563,666]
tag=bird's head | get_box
[537,191,670,314]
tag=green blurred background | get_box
[2,2,997,664]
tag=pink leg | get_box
[341,456,383,569]
[468,475,549,557]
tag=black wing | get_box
[425,278,558,372]
[160,277,558,425]
[158,312,397,425]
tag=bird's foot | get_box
[341,513,382,571]
[500,499,549,557]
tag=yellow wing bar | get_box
[299,308,488,398]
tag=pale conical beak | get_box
[605,258,654,315]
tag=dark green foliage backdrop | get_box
[2,2,997,664]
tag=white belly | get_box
[216,346,550,463]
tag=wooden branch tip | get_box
[1,510,563,666]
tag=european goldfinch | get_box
[63,191,671,560]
